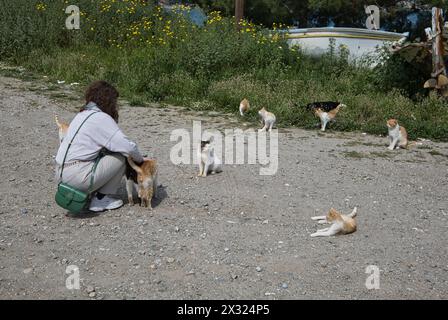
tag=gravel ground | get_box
[0,74,447,300]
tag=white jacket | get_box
[56,104,143,164]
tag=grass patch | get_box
[369,151,394,158]
[342,151,367,159]
[428,149,448,158]
[342,150,397,159]
[0,66,39,81]
[343,140,385,147]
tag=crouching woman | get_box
[55,80,143,212]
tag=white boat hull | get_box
[286,27,408,64]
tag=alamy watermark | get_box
[170,121,278,175]
[65,5,80,30]
[365,5,380,30]
[365,265,380,289]
[65,265,80,290]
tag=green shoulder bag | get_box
[55,112,100,213]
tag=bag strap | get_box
[87,150,103,193]
[59,112,99,179]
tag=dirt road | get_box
[0,73,447,299]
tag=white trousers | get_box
[56,153,126,195]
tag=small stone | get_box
[139,280,145,284]
[262,219,269,224]
[20,208,28,215]
[256,266,262,272]
[166,257,175,263]
[224,247,230,252]
[174,227,180,232]
[88,292,96,298]
[86,286,95,293]
[281,283,288,289]
[23,268,33,274]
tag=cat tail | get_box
[348,207,357,218]
[127,157,143,174]
[55,114,63,129]
[405,141,421,149]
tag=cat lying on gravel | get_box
[310,207,357,237]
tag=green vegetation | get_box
[0,0,447,140]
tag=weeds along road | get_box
[0,74,447,299]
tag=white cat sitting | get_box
[258,107,276,132]
[197,140,222,177]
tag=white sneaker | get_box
[89,195,123,212]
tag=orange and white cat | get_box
[239,98,250,116]
[387,119,408,150]
[126,157,158,209]
[313,104,346,131]
[258,107,276,132]
[310,207,357,237]
[55,114,69,143]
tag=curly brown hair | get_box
[82,80,119,122]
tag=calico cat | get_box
[55,114,69,143]
[313,104,345,131]
[311,207,357,237]
[239,98,250,116]
[387,119,408,150]
[126,157,158,209]
[258,107,276,132]
[306,101,344,112]
[197,140,222,177]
